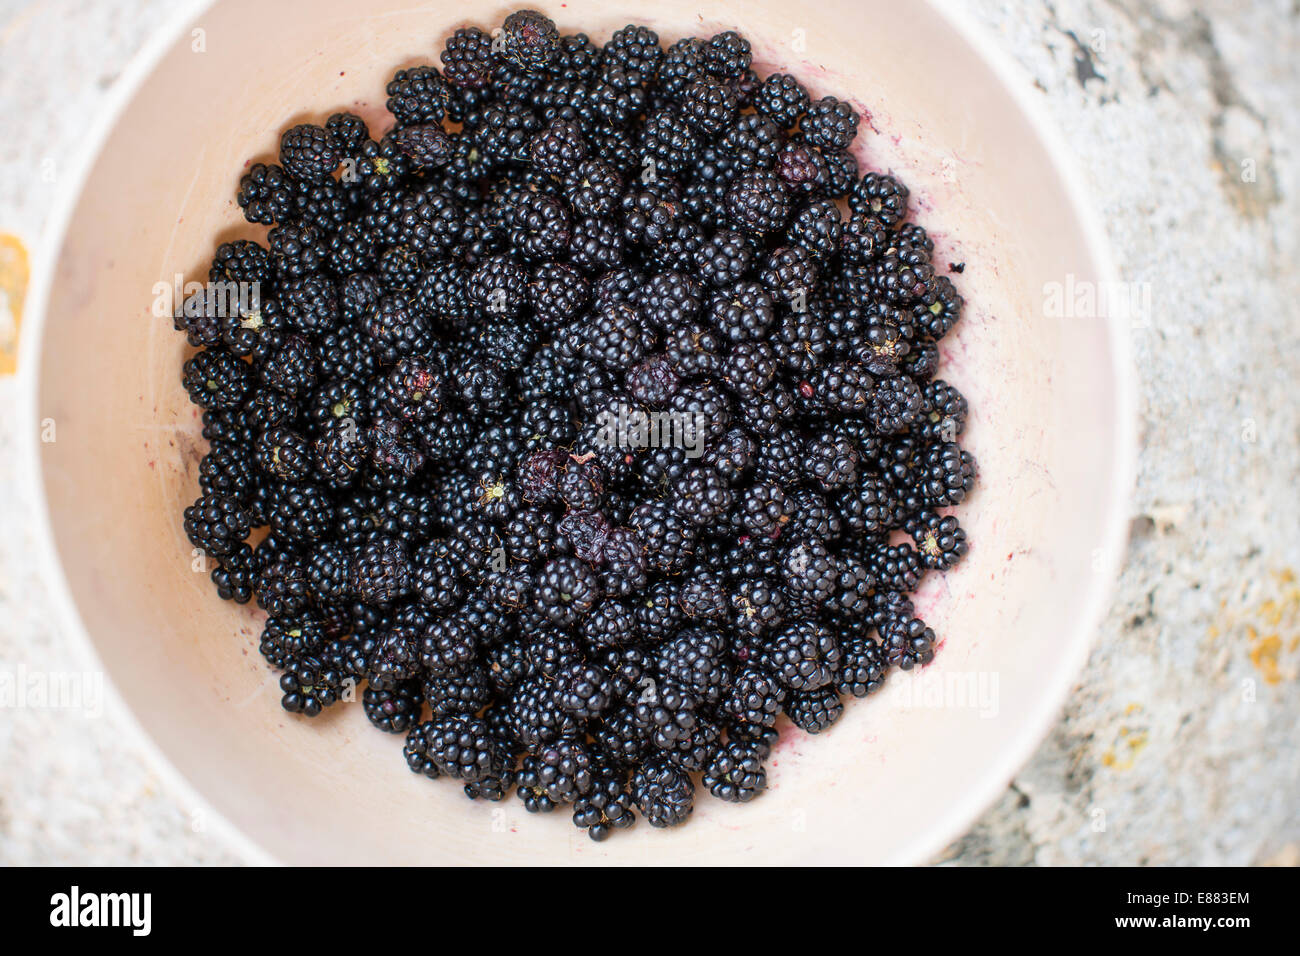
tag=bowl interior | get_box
[33,0,1128,863]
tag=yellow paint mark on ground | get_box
[1102,730,1148,771]
[0,233,30,375]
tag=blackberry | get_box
[211,545,255,603]
[763,620,841,691]
[419,613,477,673]
[907,510,969,570]
[799,96,859,151]
[870,375,924,435]
[839,475,900,536]
[529,118,586,176]
[819,148,859,198]
[678,569,728,622]
[474,99,542,165]
[501,9,560,73]
[350,537,411,607]
[182,349,250,410]
[268,482,333,543]
[199,439,258,505]
[276,650,353,717]
[533,738,595,803]
[629,500,697,574]
[802,361,873,414]
[602,24,663,88]
[880,615,936,670]
[313,418,366,488]
[568,215,625,272]
[682,78,738,136]
[871,543,924,592]
[802,430,859,490]
[916,441,976,507]
[386,66,448,127]
[835,634,888,698]
[555,509,611,564]
[183,493,249,556]
[550,32,603,82]
[268,221,328,279]
[849,171,910,227]
[739,480,795,538]
[256,426,312,481]
[719,113,783,171]
[278,124,339,185]
[324,111,369,153]
[563,159,622,218]
[663,321,724,377]
[259,333,318,399]
[571,760,636,841]
[554,662,613,719]
[917,380,968,444]
[759,244,818,304]
[534,557,601,625]
[632,680,699,749]
[753,73,810,128]
[708,281,774,344]
[702,740,767,803]
[727,169,791,236]
[302,540,351,604]
[255,549,311,617]
[657,629,728,704]
[258,611,323,669]
[774,140,828,195]
[672,468,734,527]
[915,274,964,340]
[787,198,843,260]
[721,665,786,727]
[364,682,422,733]
[786,687,844,734]
[237,163,297,225]
[600,528,648,597]
[410,715,511,784]
[422,664,493,717]
[507,191,572,261]
[631,758,693,828]
[625,355,681,406]
[694,229,753,287]
[729,577,786,639]
[391,123,452,169]
[723,340,778,398]
[507,676,579,750]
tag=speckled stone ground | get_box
[0,0,1296,865]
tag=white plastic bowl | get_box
[22,0,1134,864]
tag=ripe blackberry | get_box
[529,118,586,175]
[501,9,559,73]
[635,270,702,329]
[657,629,728,704]
[182,349,250,410]
[268,221,328,279]
[600,528,648,597]
[255,426,312,481]
[350,536,410,607]
[421,664,493,718]
[917,380,968,444]
[259,333,318,399]
[786,687,844,734]
[555,509,611,564]
[663,320,724,377]
[708,281,774,343]
[753,73,810,128]
[278,651,355,717]
[626,355,681,406]
[880,615,936,670]
[386,65,448,127]
[237,163,297,225]
[198,439,258,506]
[702,740,767,803]
[694,229,753,287]
[507,191,572,261]
[839,475,900,536]
[799,96,859,151]
[729,577,786,639]
[534,557,601,625]
[907,510,969,570]
[835,634,888,698]
[678,569,728,622]
[629,500,697,574]
[567,215,625,272]
[506,676,579,750]
[602,24,663,88]
[726,169,791,236]
[364,681,422,733]
[313,418,366,489]
[869,375,924,435]
[572,759,636,841]
[779,538,840,608]
[682,77,738,136]
[849,171,910,226]
[562,158,622,219]
[583,302,651,370]
[787,198,843,260]
[440,25,494,90]
[739,480,795,538]
[802,361,873,414]
[279,124,340,184]
[719,113,783,171]
[802,430,859,490]
[763,620,841,691]
[183,493,249,556]
[914,274,964,340]
[722,340,779,398]
[915,441,976,507]
[419,613,477,674]
[554,662,613,719]
[254,548,311,617]
[871,543,924,593]
[411,714,511,784]
[633,679,699,750]
[211,545,255,603]
[672,467,734,527]
[268,482,333,543]
[631,759,693,828]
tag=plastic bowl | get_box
[22,0,1134,864]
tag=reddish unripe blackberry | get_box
[502,9,560,73]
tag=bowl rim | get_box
[19,0,1136,866]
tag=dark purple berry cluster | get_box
[175,8,975,842]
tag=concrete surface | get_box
[0,0,1296,865]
